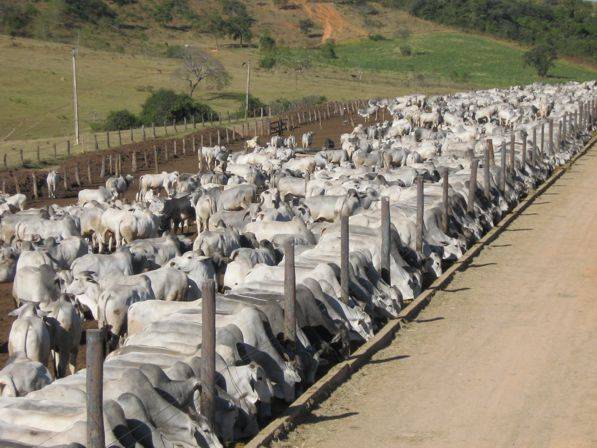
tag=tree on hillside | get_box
[207,12,227,49]
[139,89,217,124]
[220,0,255,46]
[176,46,231,97]
[524,43,558,77]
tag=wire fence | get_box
[0,99,371,171]
[0,98,375,198]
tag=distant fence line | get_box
[0,98,378,198]
[0,99,372,171]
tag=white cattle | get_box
[0,354,52,397]
[77,186,115,205]
[137,171,179,199]
[46,170,58,199]
[8,304,51,366]
[302,131,314,149]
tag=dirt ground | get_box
[0,113,368,373]
[273,148,597,448]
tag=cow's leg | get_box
[69,349,77,376]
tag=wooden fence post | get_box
[100,157,105,178]
[483,144,491,200]
[173,119,177,134]
[87,160,92,184]
[19,149,24,166]
[31,172,38,199]
[164,143,169,162]
[106,131,110,148]
[340,211,350,304]
[53,143,57,160]
[108,154,113,175]
[143,150,148,168]
[164,120,168,136]
[154,147,159,173]
[380,196,391,285]
[173,141,177,157]
[184,116,187,130]
[182,138,186,156]
[131,151,137,172]
[152,122,156,139]
[217,129,221,146]
[416,175,424,254]
[442,168,450,235]
[468,158,479,215]
[118,130,122,147]
[521,130,527,168]
[142,125,146,141]
[130,127,134,142]
[62,166,68,191]
[499,142,507,194]
[284,239,296,348]
[201,280,216,431]
[67,140,71,157]
[74,163,81,187]
[548,119,554,154]
[532,127,537,163]
[2,154,6,169]
[37,144,41,162]
[509,133,515,173]
[86,329,105,448]
[540,122,545,154]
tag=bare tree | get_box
[176,47,231,97]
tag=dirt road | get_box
[273,148,597,448]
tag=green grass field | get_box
[1,29,595,145]
[277,32,596,88]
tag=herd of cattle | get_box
[0,80,593,447]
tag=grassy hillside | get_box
[0,1,595,143]
[276,32,597,88]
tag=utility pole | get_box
[72,48,80,146]
[243,61,250,120]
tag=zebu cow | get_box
[0,354,52,397]
[46,170,58,199]
[137,171,179,200]
[302,131,314,149]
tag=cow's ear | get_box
[8,305,25,317]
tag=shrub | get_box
[368,33,385,41]
[164,44,186,59]
[321,39,337,59]
[272,0,289,8]
[299,18,314,35]
[0,2,37,36]
[238,94,267,118]
[139,89,217,125]
[395,26,411,40]
[63,0,116,23]
[103,109,141,131]
[400,44,412,56]
[524,44,558,77]
[259,54,277,69]
[259,33,276,52]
